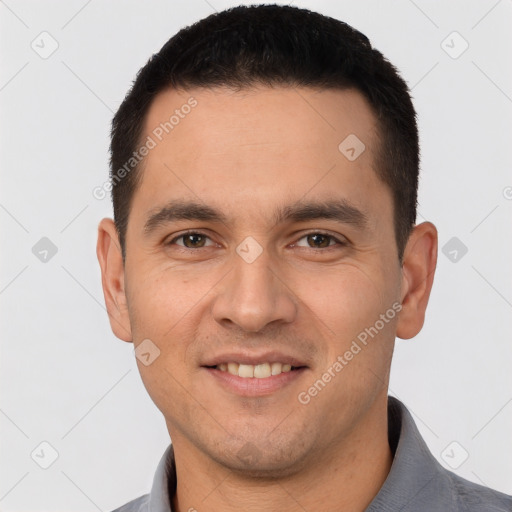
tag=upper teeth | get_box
[216,362,293,378]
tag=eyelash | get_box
[166,230,347,251]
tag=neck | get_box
[170,396,392,512]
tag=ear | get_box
[396,222,438,340]
[96,218,132,342]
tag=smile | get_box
[213,362,299,378]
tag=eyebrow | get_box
[143,198,368,235]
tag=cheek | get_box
[296,266,398,419]
[294,263,394,343]
[125,267,204,417]
[125,262,216,341]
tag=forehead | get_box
[144,85,379,159]
[133,85,389,227]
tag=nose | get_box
[211,248,297,333]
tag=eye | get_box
[166,231,346,251]
[167,231,215,249]
[294,232,346,249]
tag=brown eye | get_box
[295,232,343,249]
[182,233,206,248]
[306,233,332,248]
[169,232,213,248]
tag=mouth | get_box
[201,360,308,397]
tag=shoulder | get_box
[445,470,512,511]
[383,397,512,511]
[110,493,150,512]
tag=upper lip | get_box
[201,350,309,367]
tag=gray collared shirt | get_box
[112,396,512,511]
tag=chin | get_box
[207,434,314,480]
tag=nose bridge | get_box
[212,244,296,332]
[234,249,276,303]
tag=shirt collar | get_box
[365,396,441,511]
[145,396,442,511]
[145,443,176,512]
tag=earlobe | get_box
[96,218,133,342]
[396,222,438,340]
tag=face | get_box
[98,85,435,478]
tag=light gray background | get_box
[1,0,511,510]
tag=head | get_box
[98,4,437,478]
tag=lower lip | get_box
[202,367,307,396]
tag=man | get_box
[97,4,512,511]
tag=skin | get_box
[97,85,437,512]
